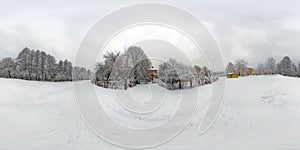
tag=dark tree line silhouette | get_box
[0,47,90,81]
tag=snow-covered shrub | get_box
[158,58,214,90]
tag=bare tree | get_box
[226,62,235,74]
[255,63,265,75]
[235,59,248,76]
[265,57,277,75]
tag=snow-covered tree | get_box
[73,66,90,80]
[32,50,40,80]
[63,60,73,81]
[235,59,248,76]
[95,63,107,81]
[277,56,292,76]
[55,60,65,81]
[28,50,36,80]
[291,63,298,77]
[0,57,18,78]
[165,66,179,90]
[94,47,151,88]
[194,65,202,75]
[103,51,120,81]
[201,66,212,84]
[16,47,30,79]
[95,51,120,82]
[194,65,205,85]
[158,62,170,82]
[108,47,151,83]
[46,54,57,81]
[298,62,300,77]
[168,58,195,81]
[111,54,131,81]
[0,47,88,82]
[123,46,151,83]
[158,58,209,89]
[254,63,265,75]
[158,59,181,89]
[39,51,47,80]
[226,62,235,74]
[265,57,277,75]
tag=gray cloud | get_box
[0,0,300,69]
[188,0,300,67]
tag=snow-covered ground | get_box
[1,75,300,150]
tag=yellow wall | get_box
[147,70,159,79]
[227,73,239,78]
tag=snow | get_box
[1,75,300,149]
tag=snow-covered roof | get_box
[149,66,158,70]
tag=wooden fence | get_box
[95,79,128,90]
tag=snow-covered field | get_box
[1,75,300,150]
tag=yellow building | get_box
[227,73,239,78]
[147,67,159,79]
[227,68,253,78]
[247,68,253,75]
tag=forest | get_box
[0,47,90,81]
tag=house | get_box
[147,67,159,80]
[227,68,253,78]
[227,73,239,78]
[247,68,253,75]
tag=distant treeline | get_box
[226,56,300,77]
[0,47,90,81]
[254,56,300,77]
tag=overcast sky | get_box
[1,0,300,70]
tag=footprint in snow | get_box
[260,89,289,107]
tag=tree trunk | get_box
[179,80,182,89]
[8,71,11,78]
[124,78,128,90]
[106,73,110,81]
